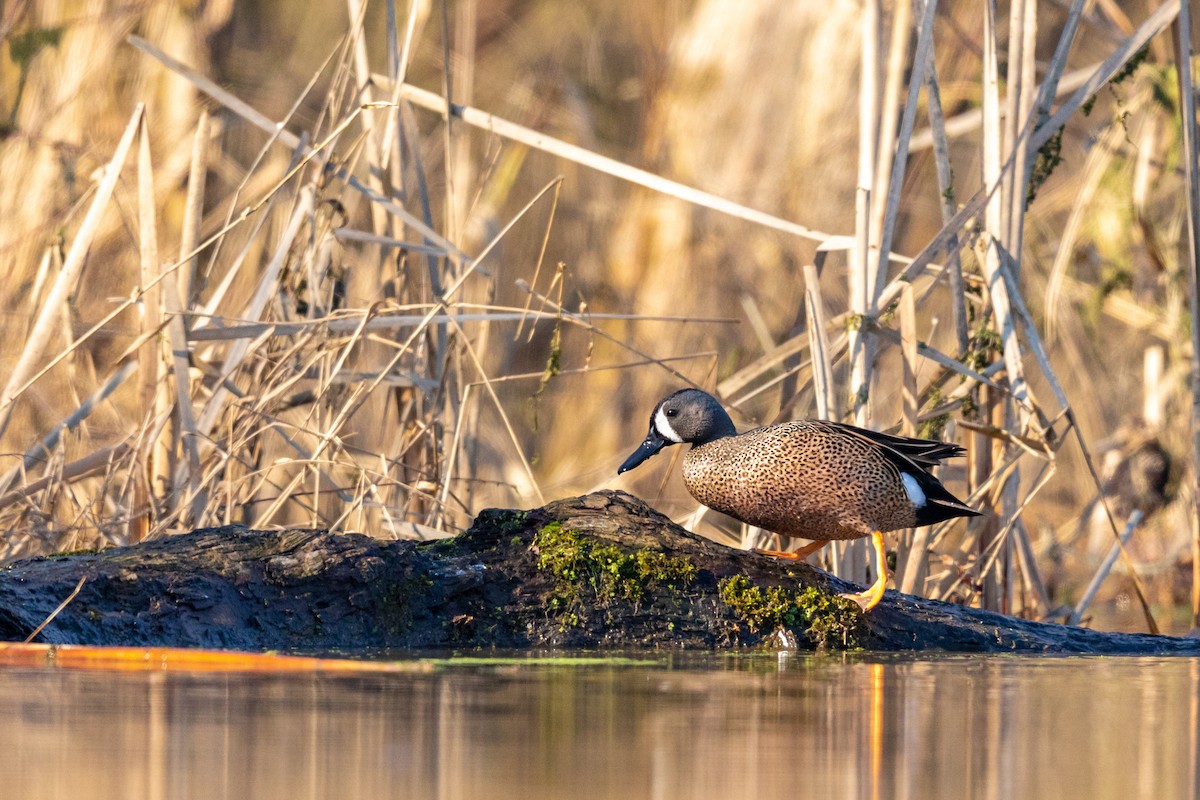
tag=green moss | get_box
[496,510,529,537]
[46,548,100,558]
[1111,45,1150,87]
[941,178,956,205]
[417,537,459,553]
[1026,125,1063,209]
[718,575,863,649]
[533,522,697,626]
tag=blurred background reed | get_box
[0,0,1197,633]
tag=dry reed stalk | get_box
[167,112,210,526]
[1172,0,1200,627]
[849,0,878,428]
[920,10,967,354]
[133,115,161,544]
[375,66,975,329]
[869,0,913,253]
[998,228,1161,629]
[0,104,143,438]
[974,0,1020,610]
[971,458,1056,615]
[514,281,709,388]
[803,264,835,422]
[1069,510,1144,626]
[872,0,936,303]
[187,309,730,342]
[345,0,390,240]
[1011,517,1052,616]
[980,1,1030,416]
[1033,0,1086,118]
[719,334,811,399]
[387,81,833,245]
[836,0,882,586]
[900,286,919,438]
[378,0,430,174]
[893,285,920,584]
[1001,0,1035,262]
[179,109,209,309]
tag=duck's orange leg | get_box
[840,531,888,611]
[754,539,831,561]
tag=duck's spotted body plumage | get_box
[618,388,980,611]
[683,421,919,540]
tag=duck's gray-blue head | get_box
[617,389,737,474]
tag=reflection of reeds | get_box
[0,1,1196,631]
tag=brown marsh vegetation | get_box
[0,0,1197,633]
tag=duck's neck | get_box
[694,411,737,445]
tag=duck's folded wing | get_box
[813,420,966,469]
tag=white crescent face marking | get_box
[900,472,927,508]
[654,406,683,443]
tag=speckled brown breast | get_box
[680,420,918,540]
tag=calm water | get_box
[4,652,1199,800]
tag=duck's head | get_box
[617,389,737,474]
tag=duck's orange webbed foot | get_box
[839,531,888,611]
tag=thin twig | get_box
[23,576,87,643]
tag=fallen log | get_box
[0,490,1195,653]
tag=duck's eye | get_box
[664,408,678,417]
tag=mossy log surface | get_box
[0,490,1196,653]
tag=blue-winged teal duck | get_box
[618,388,980,610]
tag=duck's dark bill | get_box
[617,430,670,474]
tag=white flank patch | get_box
[900,473,927,508]
[654,406,683,443]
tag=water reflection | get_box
[4,654,1199,800]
